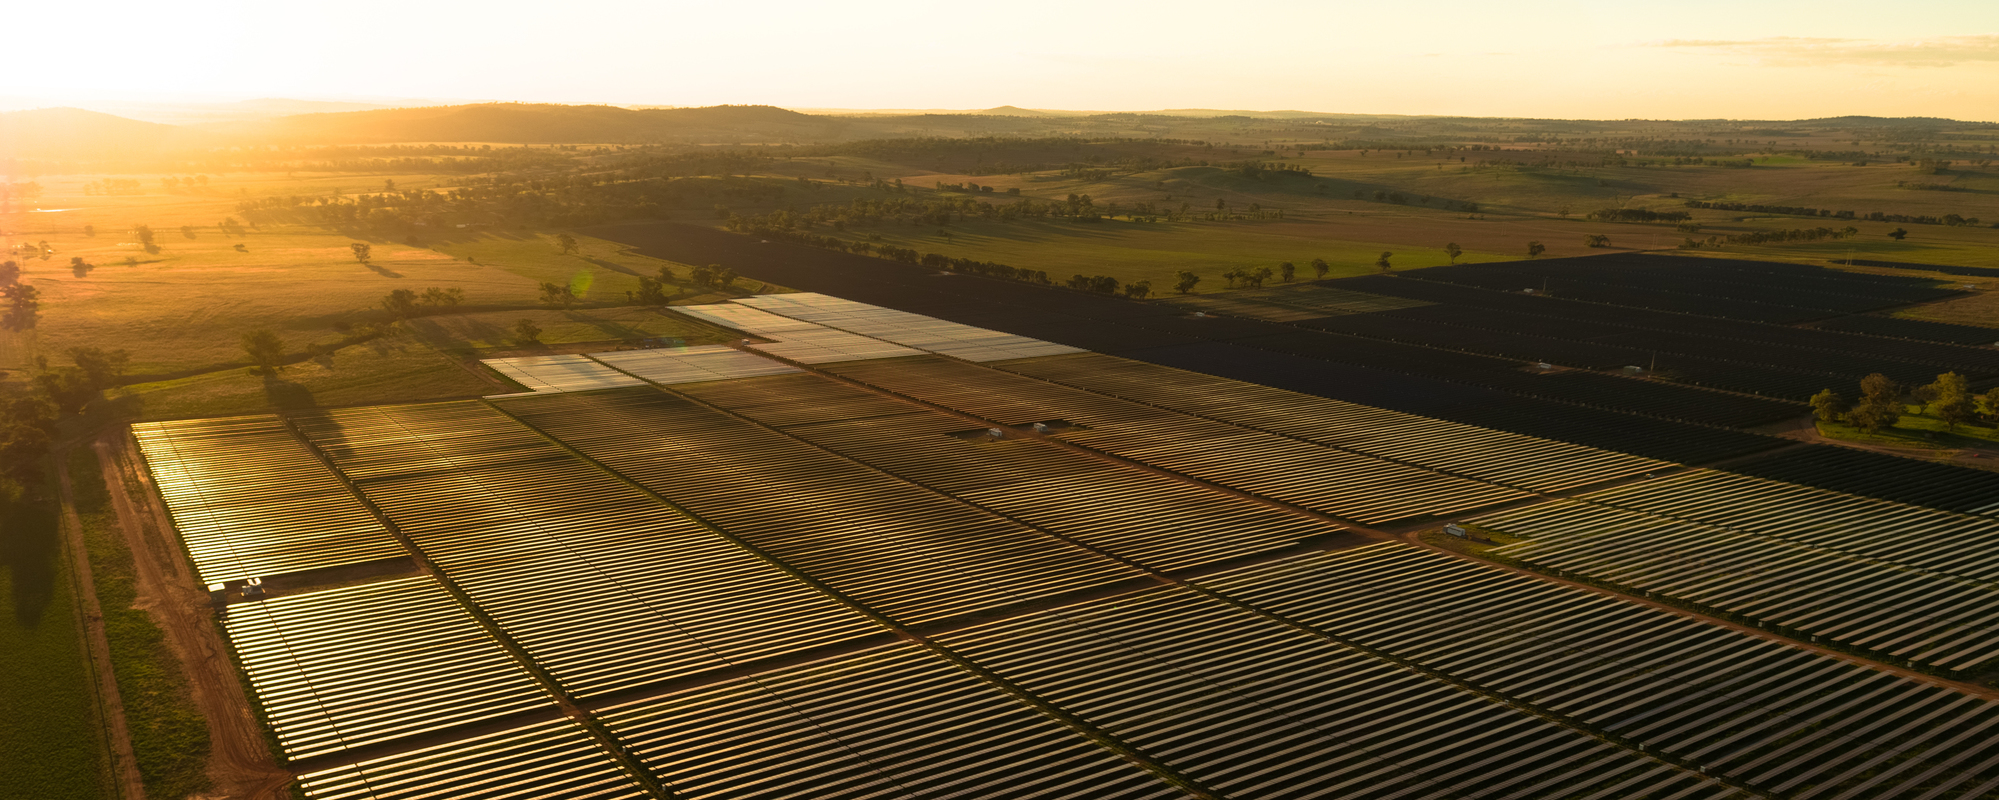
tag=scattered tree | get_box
[350,242,372,263]
[381,288,421,318]
[1887,227,1909,241]
[1583,234,1611,248]
[1375,251,1393,273]
[1122,280,1153,300]
[557,233,579,254]
[0,261,17,286]
[1443,243,1461,264]
[69,256,92,277]
[1173,271,1201,294]
[1527,241,1547,258]
[1925,372,1977,431]
[1848,372,1903,432]
[421,287,465,308]
[1279,262,1296,283]
[1978,388,1999,422]
[538,281,577,307]
[2,283,39,330]
[0,386,57,490]
[1809,389,1848,423]
[240,329,286,372]
[181,225,196,239]
[34,347,130,414]
[135,225,158,254]
[35,241,50,260]
[83,224,95,238]
[1310,258,1329,279]
[513,318,543,344]
[688,264,738,290]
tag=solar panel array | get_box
[1004,352,1666,492]
[938,583,1740,800]
[1201,543,1999,799]
[290,401,879,698]
[670,303,922,363]
[481,354,646,396]
[296,719,648,800]
[589,345,801,384]
[131,287,1999,800]
[603,645,1181,799]
[674,373,1353,571]
[737,292,1084,361]
[494,389,1145,622]
[220,575,549,759]
[1472,470,1999,672]
[825,355,1533,524]
[132,415,404,586]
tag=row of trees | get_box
[1683,199,1985,227]
[0,347,132,492]
[1811,372,1999,433]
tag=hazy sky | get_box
[11,0,1999,120]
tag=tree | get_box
[1123,280,1153,300]
[1848,373,1903,432]
[1444,243,1462,264]
[513,318,543,344]
[350,242,372,263]
[384,179,396,192]
[381,288,421,318]
[1173,271,1201,294]
[35,241,50,260]
[1375,251,1393,273]
[1978,388,1999,422]
[557,233,578,254]
[34,347,129,414]
[689,264,738,290]
[1809,389,1848,423]
[1584,234,1611,248]
[1279,262,1296,283]
[0,385,57,490]
[2,283,39,330]
[628,276,670,305]
[538,281,577,307]
[0,261,16,285]
[1310,258,1330,279]
[421,287,464,308]
[1925,372,1977,431]
[180,225,196,239]
[1252,266,1274,288]
[135,225,158,254]
[1887,228,1909,241]
[69,256,92,277]
[83,224,95,238]
[1527,241,1547,258]
[241,329,286,372]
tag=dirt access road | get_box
[91,431,292,800]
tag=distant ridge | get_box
[0,107,206,158]
[215,102,832,144]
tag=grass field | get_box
[0,475,113,800]
[1818,411,1999,451]
[68,451,211,800]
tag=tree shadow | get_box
[582,256,640,276]
[363,263,403,278]
[1,309,36,331]
[0,486,61,627]
[261,372,316,409]
[71,261,94,278]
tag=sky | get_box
[9,0,1999,121]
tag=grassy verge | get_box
[68,450,212,799]
[1816,413,1999,451]
[0,469,113,800]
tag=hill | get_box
[215,102,847,145]
[0,107,208,159]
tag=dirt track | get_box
[93,431,292,800]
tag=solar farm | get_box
[127,243,1999,799]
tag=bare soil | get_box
[93,431,292,800]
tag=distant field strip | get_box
[297,719,647,800]
[825,355,1532,523]
[603,645,1180,799]
[939,585,1739,799]
[674,373,1353,571]
[132,415,404,586]
[221,576,549,759]
[1202,543,1999,799]
[481,353,646,395]
[495,389,1146,621]
[737,291,1084,361]
[1000,352,1665,493]
[291,401,878,698]
[1473,470,1999,672]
